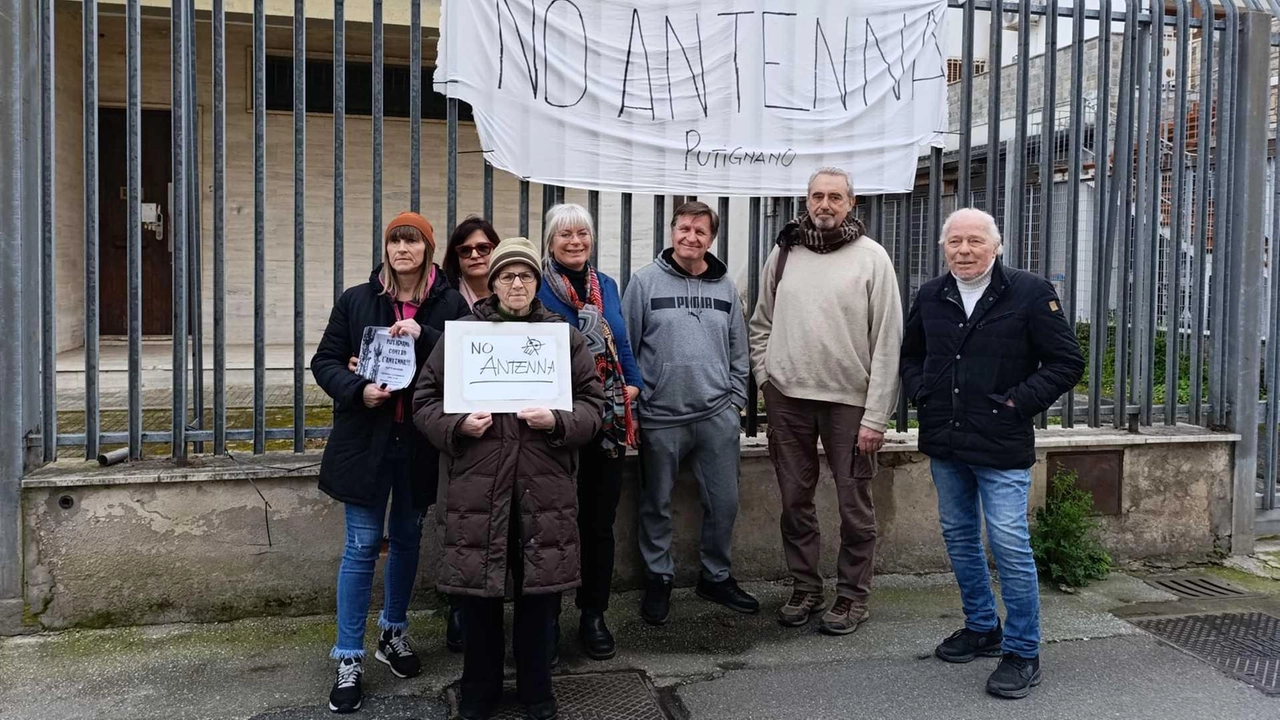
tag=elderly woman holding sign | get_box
[535,203,642,661]
[312,211,469,713]
[414,236,606,720]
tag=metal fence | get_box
[6,0,1279,517]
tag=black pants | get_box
[575,442,626,613]
[459,505,560,708]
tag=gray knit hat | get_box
[487,236,542,291]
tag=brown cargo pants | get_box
[763,383,878,601]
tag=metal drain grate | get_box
[1144,575,1255,599]
[1133,612,1280,694]
[447,670,673,720]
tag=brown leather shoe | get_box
[818,596,869,636]
[776,589,826,627]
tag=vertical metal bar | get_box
[957,0,975,206]
[1165,1,1191,425]
[1144,0,1165,425]
[187,0,203,454]
[83,0,100,460]
[985,0,1003,217]
[746,196,761,437]
[717,196,730,263]
[869,195,885,243]
[1224,8,1268,554]
[1111,2,1139,428]
[653,195,665,258]
[1266,51,1280,510]
[253,0,266,454]
[333,0,344,302]
[293,0,306,453]
[1064,0,1085,428]
[212,0,227,455]
[1190,0,1214,427]
[927,148,942,280]
[483,162,494,220]
[170,0,188,459]
[896,193,912,432]
[619,193,633,294]
[1089,0,1113,428]
[40,0,56,460]
[519,179,530,237]
[588,190,600,266]
[1131,1,1154,425]
[125,0,142,457]
[409,0,421,214]
[372,0,383,268]
[447,97,458,234]
[1039,0,1058,283]
[1210,3,1240,428]
[1008,0,1031,267]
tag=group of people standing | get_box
[311,165,1085,719]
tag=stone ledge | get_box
[23,423,1240,489]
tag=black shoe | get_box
[447,605,465,653]
[327,657,363,714]
[525,699,558,720]
[935,622,1004,664]
[640,576,673,626]
[579,611,617,660]
[375,626,421,679]
[696,576,760,615]
[458,695,496,720]
[986,653,1042,699]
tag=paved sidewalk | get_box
[0,571,1277,719]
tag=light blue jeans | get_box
[331,452,423,659]
[930,458,1040,658]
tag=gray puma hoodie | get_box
[621,248,749,429]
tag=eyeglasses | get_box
[495,271,537,287]
[456,243,494,259]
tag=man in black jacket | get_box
[900,208,1084,700]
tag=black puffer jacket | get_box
[900,260,1084,469]
[312,266,470,509]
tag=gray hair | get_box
[939,207,1004,255]
[807,166,855,200]
[542,203,596,255]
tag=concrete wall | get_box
[18,427,1236,632]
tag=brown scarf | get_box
[786,210,866,254]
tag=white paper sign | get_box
[434,0,948,196]
[444,321,574,413]
[355,327,417,391]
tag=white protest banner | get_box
[355,327,417,391]
[443,321,574,414]
[434,0,947,196]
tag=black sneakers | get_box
[935,622,1004,663]
[525,698,559,720]
[327,657,363,714]
[986,653,1042,699]
[641,577,673,626]
[375,627,421,679]
[696,576,760,615]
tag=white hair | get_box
[939,208,1004,255]
[807,166,855,200]
[542,203,596,255]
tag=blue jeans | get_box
[332,454,423,659]
[930,458,1040,658]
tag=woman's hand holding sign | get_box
[517,408,556,432]
[363,384,392,408]
[388,319,422,340]
[459,412,493,438]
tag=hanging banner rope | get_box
[434,0,948,196]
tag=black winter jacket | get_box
[312,266,470,509]
[900,260,1084,469]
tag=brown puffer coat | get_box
[412,297,606,597]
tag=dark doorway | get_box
[99,107,173,336]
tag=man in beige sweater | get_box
[749,166,903,636]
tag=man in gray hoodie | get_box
[623,201,759,626]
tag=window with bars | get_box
[945,57,989,83]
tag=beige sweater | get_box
[748,237,903,432]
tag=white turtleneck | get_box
[954,261,994,317]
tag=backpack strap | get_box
[773,222,800,286]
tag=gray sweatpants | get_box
[638,405,742,583]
